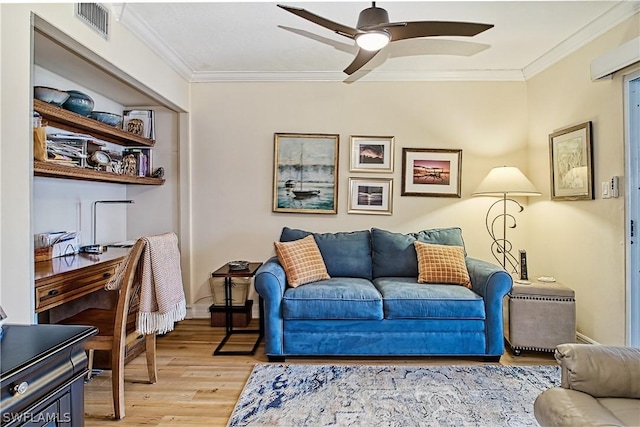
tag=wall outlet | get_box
[602,182,611,198]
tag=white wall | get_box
[526,14,640,345]
[0,3,189,323]
[189,81,530,315]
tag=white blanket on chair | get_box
[137,232,186,335]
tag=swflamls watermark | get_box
[2,412,71,423]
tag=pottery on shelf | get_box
[62,90,94,116]
[34,86,69,106]
[89,111,122,127]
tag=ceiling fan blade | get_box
[278,4,359,39]
[343,48,381,75]
[387,21,493,42]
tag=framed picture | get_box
[273,133,339,214]
[350,136,395,173]
[549,122,593,200]
[401,148,462,197]
[348,177,393,215]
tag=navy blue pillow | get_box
[280,227,372,279]
[371,227,466,278]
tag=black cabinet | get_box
[1,324,97,426]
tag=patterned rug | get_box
[228,364,560,427]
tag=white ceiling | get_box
[116,1,640,82]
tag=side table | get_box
[211,262,263,355]
[504,277,576,356]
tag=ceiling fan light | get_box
[356,31,390,51]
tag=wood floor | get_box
[84,319,556,426]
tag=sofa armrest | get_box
[465,257,512,356]
[534,387,625,427]
[254,256,287,355]
[555,344,640,399]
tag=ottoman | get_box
[504,278,576,355]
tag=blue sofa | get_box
[254,227,512,362]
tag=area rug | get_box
[228,364,560,427]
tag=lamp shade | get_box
[472,166,541,196]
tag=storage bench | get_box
[504,278,576,355]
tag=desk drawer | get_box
[35,261,120,313]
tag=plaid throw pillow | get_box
[274,235,330,287]
[414,241,471,288]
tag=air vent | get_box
[75,3,109,39]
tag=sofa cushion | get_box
[373,277,485,320]
[282,278,383,320]
[274,235,330,287]
[371,227,466,278]
[280,227,372,279]
[414,241,471,288]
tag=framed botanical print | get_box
[348,177,393,215]
[401,148,462,197]
[549,122,593,200]
[273,133,339,214]
[350,136,395,173]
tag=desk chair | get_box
[60,239,157,420]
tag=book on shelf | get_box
[122,109,155,140]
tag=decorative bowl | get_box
[90,111,123,127]
[62,90,94,116]
[228,260,250,271]
[34,86,69,106]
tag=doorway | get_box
[625,71,640,347]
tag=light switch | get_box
[602,182,611,198]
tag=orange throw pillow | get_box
[274,235,330,287]
[414,241,471,288]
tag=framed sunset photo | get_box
[401,148,462,197]
[350,136,395,173]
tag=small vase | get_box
[62,90,94,116]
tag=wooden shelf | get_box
[34,161,164,185]
[34,99,155,147]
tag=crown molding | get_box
[190,69,525,83]
[523,1,640,80]
[116,3,194,82]
[356,69,525,82]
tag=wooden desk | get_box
[34,248,145,368]
[35,248,129,324]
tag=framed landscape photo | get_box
[401,148,462,197]
[350,136,395,173]
[549,121,593,201]
[348,177,393,215]
[273,133,339,214]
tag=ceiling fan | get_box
[278,2,494,75]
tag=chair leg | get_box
[86,349,94,381]
[112,346,126,420]
[145,333,158,384]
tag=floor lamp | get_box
[472,166,540,273]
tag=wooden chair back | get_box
[112,238,146,361]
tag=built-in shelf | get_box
[34,161,164,185]
[33,99,162,185]
[34,99,155,147]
